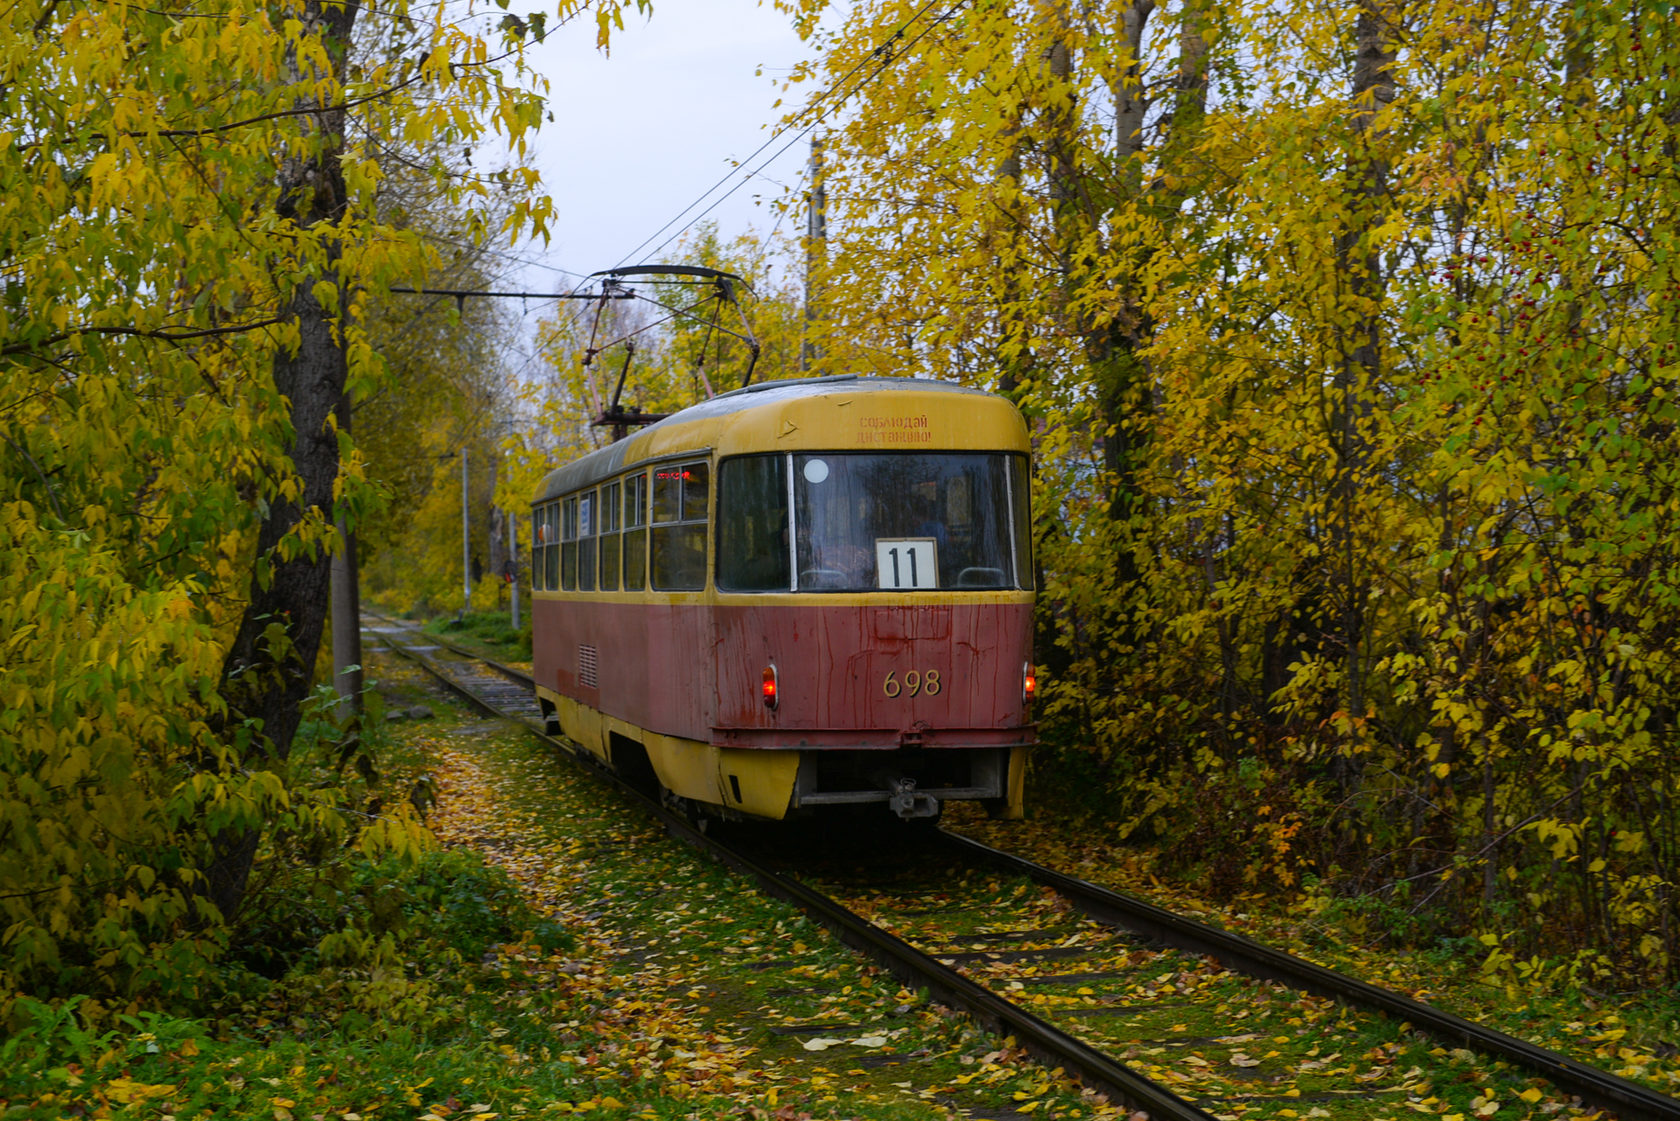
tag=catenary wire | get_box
[513,4,964,388]
[609,0,965,272]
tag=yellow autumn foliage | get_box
[794,0,1680,974]
[0,0,640,998]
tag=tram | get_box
[528,374,1035,822]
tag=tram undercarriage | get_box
[539,689,1025,822]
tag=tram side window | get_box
[1010,455,1033,590]
[651,460,708,590]
[577,490,596,591]
[598,480,621,592]
[623,471,647,591]
[544,503,559,591]
[716,454,790,592]
[534,504,550,592]
[529,508,541,591]
[560,496,578,591]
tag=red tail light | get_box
[762,664,779,709]
[1023,663,1036,705]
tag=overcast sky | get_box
[514,1,818,292]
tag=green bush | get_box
[357,847,569,963]
[235,847,571,982]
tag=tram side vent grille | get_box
[579,645,599,689]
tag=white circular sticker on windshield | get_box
[803,459,830,484]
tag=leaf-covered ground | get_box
[415,678,1134,1120]
[0,653,1138,1121]
[818,865,1610,1120]
[7,647,1673,1121]
[379,611,1680,1109]
[943,802,1680,1108]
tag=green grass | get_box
[424,609,533,663]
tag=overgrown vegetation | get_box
[425,610,535,665]
[0,839,591,1120]
[791,0,1680,982]
[0,0,639,1002]
[0,673,577,1116]
[7,0,1679,1107]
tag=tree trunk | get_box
[1091,0,1206,530]
[993,85,1034,400]
[487,455,506,585]
[1328,0,1393,795]
[206,0,359,922]
[333,390,364,719]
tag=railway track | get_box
[367,618,1679,1121]
[776,840,1674,1120]
[362,616,543,723]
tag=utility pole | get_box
[802,135,827,374]
[331,394,362,719]
[461,446,471,613]
[509,510,520,631]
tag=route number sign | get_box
[876,539,938,589]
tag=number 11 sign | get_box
[876,538,938,589]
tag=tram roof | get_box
[532,375,1026,504]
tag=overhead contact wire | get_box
[610,0,965,271]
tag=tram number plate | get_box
[876,538,938,589]
[883,669,942,698]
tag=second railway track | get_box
[368,617,1679,1121]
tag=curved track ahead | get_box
[369,618,1679,1121]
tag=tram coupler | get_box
[888,777,940,820]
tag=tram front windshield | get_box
[715,452,1030,592]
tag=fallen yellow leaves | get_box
[552,1094,623,1112]
[424,742,774,1104]
[799,1033,889,1051]
[102,1078,177,1104]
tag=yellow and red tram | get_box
[529,374,1035,822]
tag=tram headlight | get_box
[762,664,779,710]
[1023,662,1036,707]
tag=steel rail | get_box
[407,630,536,690]
[364,614,536,687]
[943,831,1680,1121]
[679,822,1218,1121]
[369,625,1213,1119]
[369,622,543,728]
[371,625,1679,1119]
